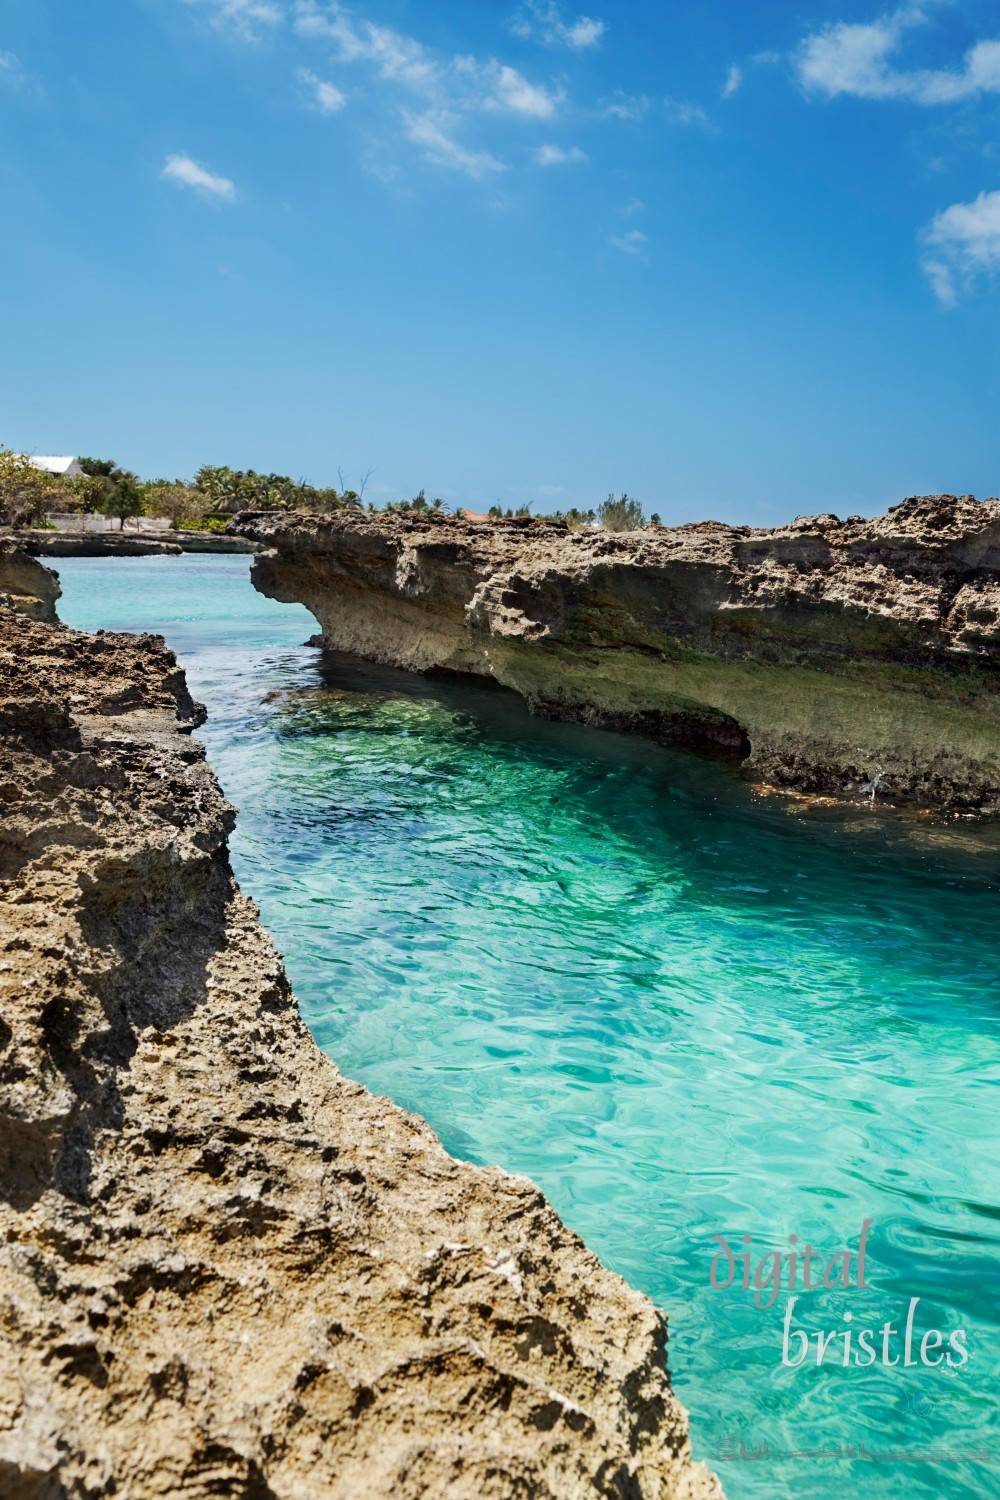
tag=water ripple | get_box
[56,555,1000,1500]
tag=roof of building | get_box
[30,456,84,478]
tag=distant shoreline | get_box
[11,528,259,557]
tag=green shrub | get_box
[597,493,645,531]
[0,450,54,528]
[177,515,229,533]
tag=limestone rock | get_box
[0,543,61,623]
[17,532,183,558]
[233,497,1000,814]
[0,603,721,1500]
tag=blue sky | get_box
[2,0,999,522]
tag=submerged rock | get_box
[233,496,1000,814]
[0,592,720,1495]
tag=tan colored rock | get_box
[233,495,1000,813]
[0,606,721,1500]
[0,542,60,622]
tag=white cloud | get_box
[298,66,346,112]
[799,12,903,98]
[717,49,780,101]
[534,143,588,165]
[921,188,1000,305]
[161,153,237,200]
[610,228,647,255]
[292,2,564,179]
[798,5,1000,104]
[0,47,38,92]
[618,197,644,216]
[511,2,605,51]
[295,3,561,116]
[182,0,284,40]
[187,0,559,181]
[722,64,742,99]
[565,17,603,50]
[404,112,506,178]
[477,61,561,117]
[597,90,649,121]
[922,255,958,306]
[295,2,439,88]
[664,97,713,129]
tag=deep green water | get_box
[55,554,999,1499]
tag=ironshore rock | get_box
[0,552,721,1496]
[233,495,1000,815]
[0,540,61,622]
[15,530,259,558]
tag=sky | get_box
[1,0,999,524]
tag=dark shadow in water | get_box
[294,649,1000,903]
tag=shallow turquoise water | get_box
[55,554,999,1498]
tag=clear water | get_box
[55,554,1000,1499]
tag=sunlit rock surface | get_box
[0,542,61,622]
[235,495,1000,814]
[0,585,720,1497]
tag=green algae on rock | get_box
[233,495,1000,814]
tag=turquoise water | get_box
[56,554,999,1498]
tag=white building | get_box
[30,456,85,480]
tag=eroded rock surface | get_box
[16,531,259,558]
[234,496,1000,813]
[18,532,183,559]
[0,597,720,1498]
[0,543,61,623]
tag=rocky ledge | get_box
[0,555,719,1496]
[16,531,259,558]
[234,496,1000,814]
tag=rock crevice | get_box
[0,563,720,1496]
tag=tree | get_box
[143,482,210,529]
[187,461,373,516]
[560,507,596,530]
[58,476,94,512]
[382,489,451,516]
[0,450,53,528]
[339,466,375,499]
[193,465,234,510]
[101,472,144,530]
[485,503,534,520]
[299,486,361,513]
[597,492,645,531]
[77,457,121,479]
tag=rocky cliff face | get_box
[0,542,61,622]
[0,586,720,1494]
[234,496,1000,814]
